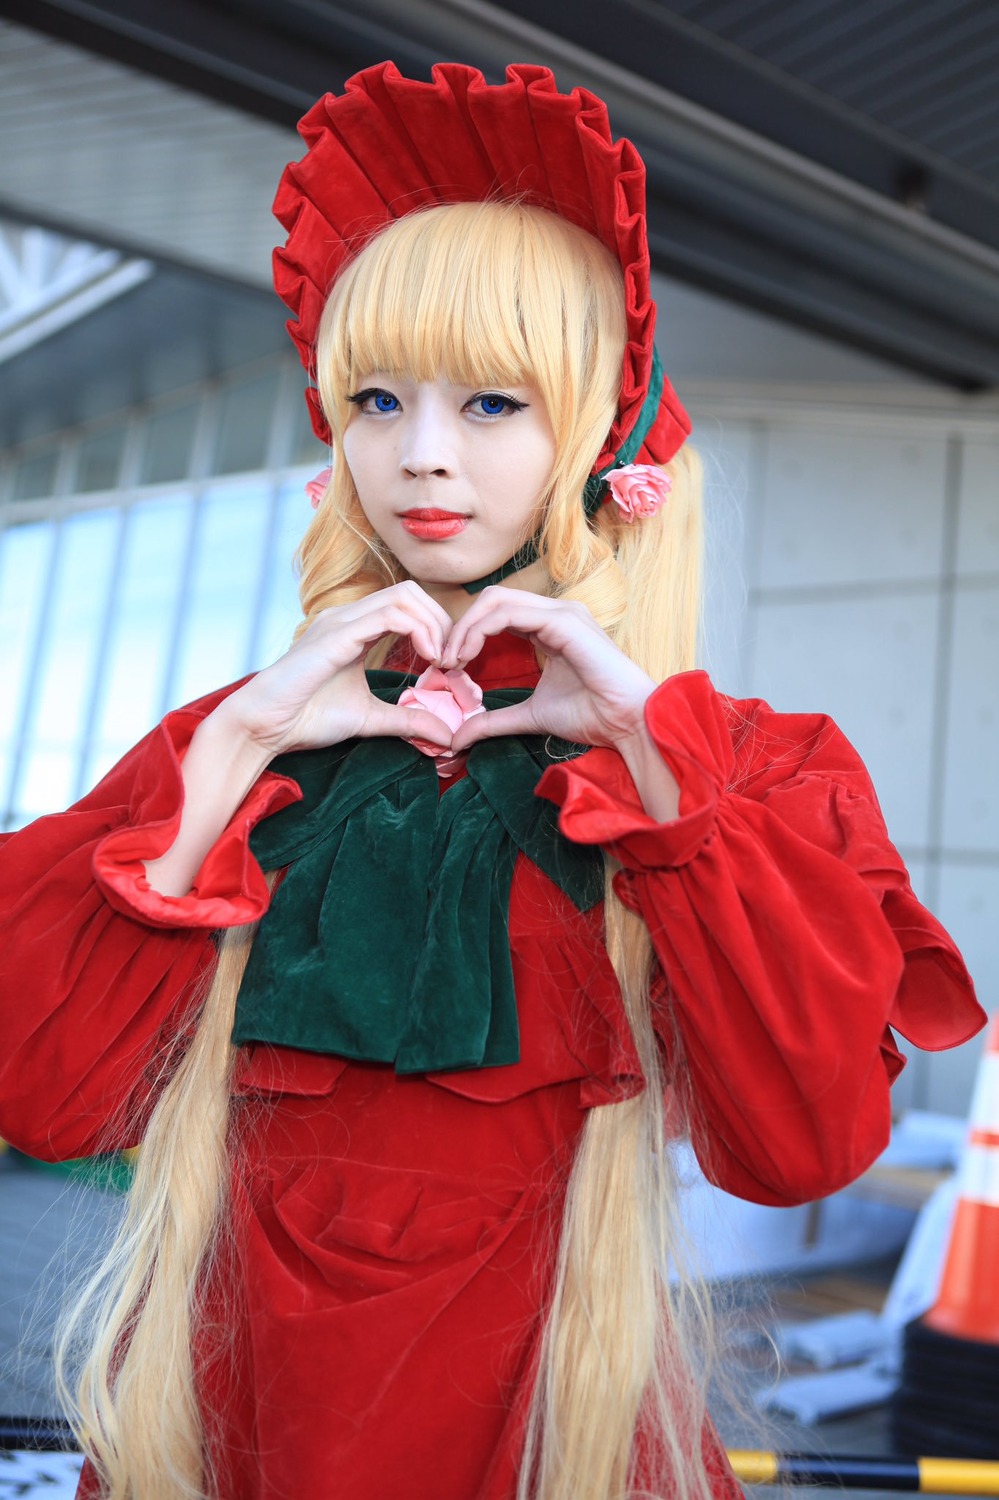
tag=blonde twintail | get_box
[55,921,258,1500]
[519,884,717,1500]
[518,443,713,1500]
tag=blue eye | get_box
[469,393,525,417]
[347,388,400,413]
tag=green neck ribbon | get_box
[233,672,604,1074]
[463,349,666,593]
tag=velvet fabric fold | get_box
[234,672,604,1073]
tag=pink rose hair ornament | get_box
[603,463,672,522]
[272,61,691,556]
[305,466,332,509]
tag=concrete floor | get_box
[0,1152,120,1422]
[0,1153,114,1498]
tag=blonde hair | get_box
[57,921,256,1500]
[61,202,712,1499]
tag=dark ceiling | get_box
[4,0,999,392]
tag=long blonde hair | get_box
[60,202,711,1499]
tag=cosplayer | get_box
[0,62,984,1500]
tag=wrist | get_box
[193,696,277,788]
[143,702,275,899]
[615,718,681,824]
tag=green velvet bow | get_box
[232,672,605,1073]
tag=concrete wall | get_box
[692,390,998,1114]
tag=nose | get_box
[399,392,458,479]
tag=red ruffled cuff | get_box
[538,670,986,1064]
[536,671,726,868]
[884,883,985,1051]
[94,704,301,929]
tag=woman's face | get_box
[341,374,556,595]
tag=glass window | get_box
[140,401,199,485]
[0,523,55,825]
[12,509,122,822]
[82,494,195,790]
[75,426,126,493]
[212,371,281,475]
[14,747,79,828]
[168,481,272,706]
[255,478,310,666]
[10,449,58,502]
[0,364,329,821]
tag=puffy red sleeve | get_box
[0,685,299,1161]
[537,670,985,1208]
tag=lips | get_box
[399,508,469,540]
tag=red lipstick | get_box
[399,508,469,540]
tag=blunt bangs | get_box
[318,203,625,439]
[339,204,543,390]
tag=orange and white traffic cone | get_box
[923,1016,999,1343]
[891,1016,999,1458]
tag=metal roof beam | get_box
[5,0,999,389]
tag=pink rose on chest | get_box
[398,666,486,777]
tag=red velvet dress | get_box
[0,633,983,1499]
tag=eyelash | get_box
[468,393,526,417]
[346,389,527,417]
[347,389,400,414]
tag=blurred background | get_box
[1,1,998,1483]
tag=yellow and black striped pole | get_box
[728,1452,999,1494]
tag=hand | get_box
[443,588,655,753]
[221,581,456,759]
[444,589,680,820]
[147,583,459,898]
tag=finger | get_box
[366,701,454,749]
[444,618,552,678]
[322,588,451,662]
[450,701,537,752]
[442,591,541,667]
[438,585,510,667]
[387,581,454,658]
[390,579,455,638]
[446,600,573,669]
[337,579,451,631]
[349,603,446,664]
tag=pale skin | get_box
[144,377,681,899]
